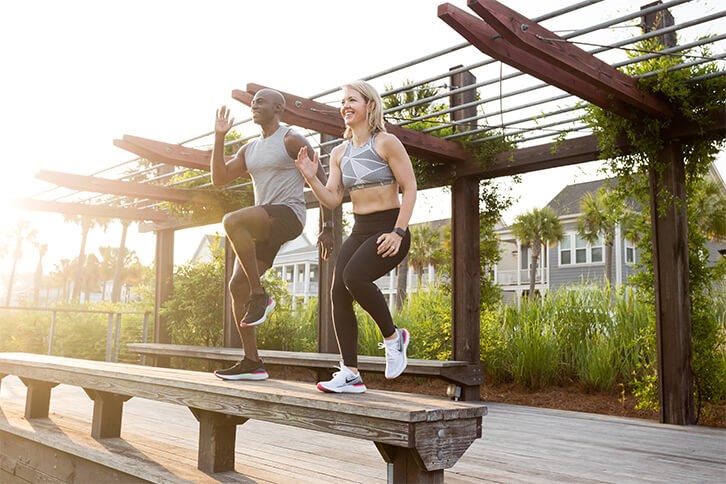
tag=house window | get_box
[625,239,635,264]
[520,246,529,269]
[590,235,603,263]
[560,236,572,265]
[559,233,604,266]
[575,234,588,264]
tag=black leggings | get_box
[332,208,410,367]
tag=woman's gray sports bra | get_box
[340,133,396,191]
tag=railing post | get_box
[114,313,122,362]
[105,313,114,362]
[47,310,57,355]
[141,311,150,365]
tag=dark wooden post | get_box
[154,228,174,367]
[449,67,481,401]
[84,389,131,439]
[20,377,58,419]
[375,443,444,484]
[649,142,695,424]
[640,1,676,48]
[190,408,247,473]
[318,133,343,354]
[223,239,239,348]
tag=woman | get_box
[295,80,417,393]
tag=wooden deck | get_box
[1,376,724,483]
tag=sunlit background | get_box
[1,0,723,294]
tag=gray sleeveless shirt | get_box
[244,126,306,226]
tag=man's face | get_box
[251,91,279,125]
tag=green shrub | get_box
[502,300,560,389]
[395,284,451,360]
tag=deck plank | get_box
[1,376,724,483]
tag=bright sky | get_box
[1,0,724,276]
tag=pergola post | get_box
[649,142,695,424]
[450,67,481,402]
[154,228,174,367]
[223,239,239,348]
[317,135,343,354]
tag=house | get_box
[192,223,442,311]
[494,179,638,304]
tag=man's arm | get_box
[211,106,248,186]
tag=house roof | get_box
[545,179,615,217]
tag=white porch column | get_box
[615,223,623,287]
[303,262,311,304]
[516,240,522,286]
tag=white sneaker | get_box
[380,328,410,379]
[316,364,367,393]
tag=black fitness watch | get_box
[393,227,406,238]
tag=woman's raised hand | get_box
[295,146,319,182]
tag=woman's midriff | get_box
[350,183,400,215]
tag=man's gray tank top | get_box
[244,126,306,226]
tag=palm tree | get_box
[81,253,102,303]
[690,177,726,241]
[408,223,444,289]
[576,189,623,285]
[511,207,563,300]
[32,243,48,306]
[97,246,117,302]
[112,220,132,303]
[50,259,73,302]
[5,220,37,305]
[98,240,140,303]
[66,216,108,301]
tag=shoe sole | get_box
[214,371,269,381]
[385,328,409,380]
[240,298,276,327]
[316,382,367,393]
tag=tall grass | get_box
[501,299,560,389]
[2,280,658,397]
[481,284,650,391]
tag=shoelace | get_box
[379,341,400,356]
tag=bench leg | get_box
[375,443,444,484]
[83,389,131,439]
[19,378,58,419]
[190,408,248,474]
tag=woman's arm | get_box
[295,144,346,209]
[375,132,418,257]
[379,133,417,230]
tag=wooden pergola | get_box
[15,0,724,424]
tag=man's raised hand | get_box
[215,106,234,135]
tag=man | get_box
[211,88,332,380]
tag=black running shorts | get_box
[256,204,304,267]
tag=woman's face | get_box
[340,87,368,128]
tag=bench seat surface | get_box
[0,352,485,424]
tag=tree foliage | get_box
[511,207,564,300]
[584,37,726,411]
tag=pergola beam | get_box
[438,4,636,120]
[452,108,725,179]
[36,169,215,204]
[11,199,174,222]
[113,135,218,170]
[238,83,473,164]
[464,0,674,118]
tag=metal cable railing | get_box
[29,0,725,215]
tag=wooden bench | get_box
[0,352,487,483]
[127,342,483,392]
